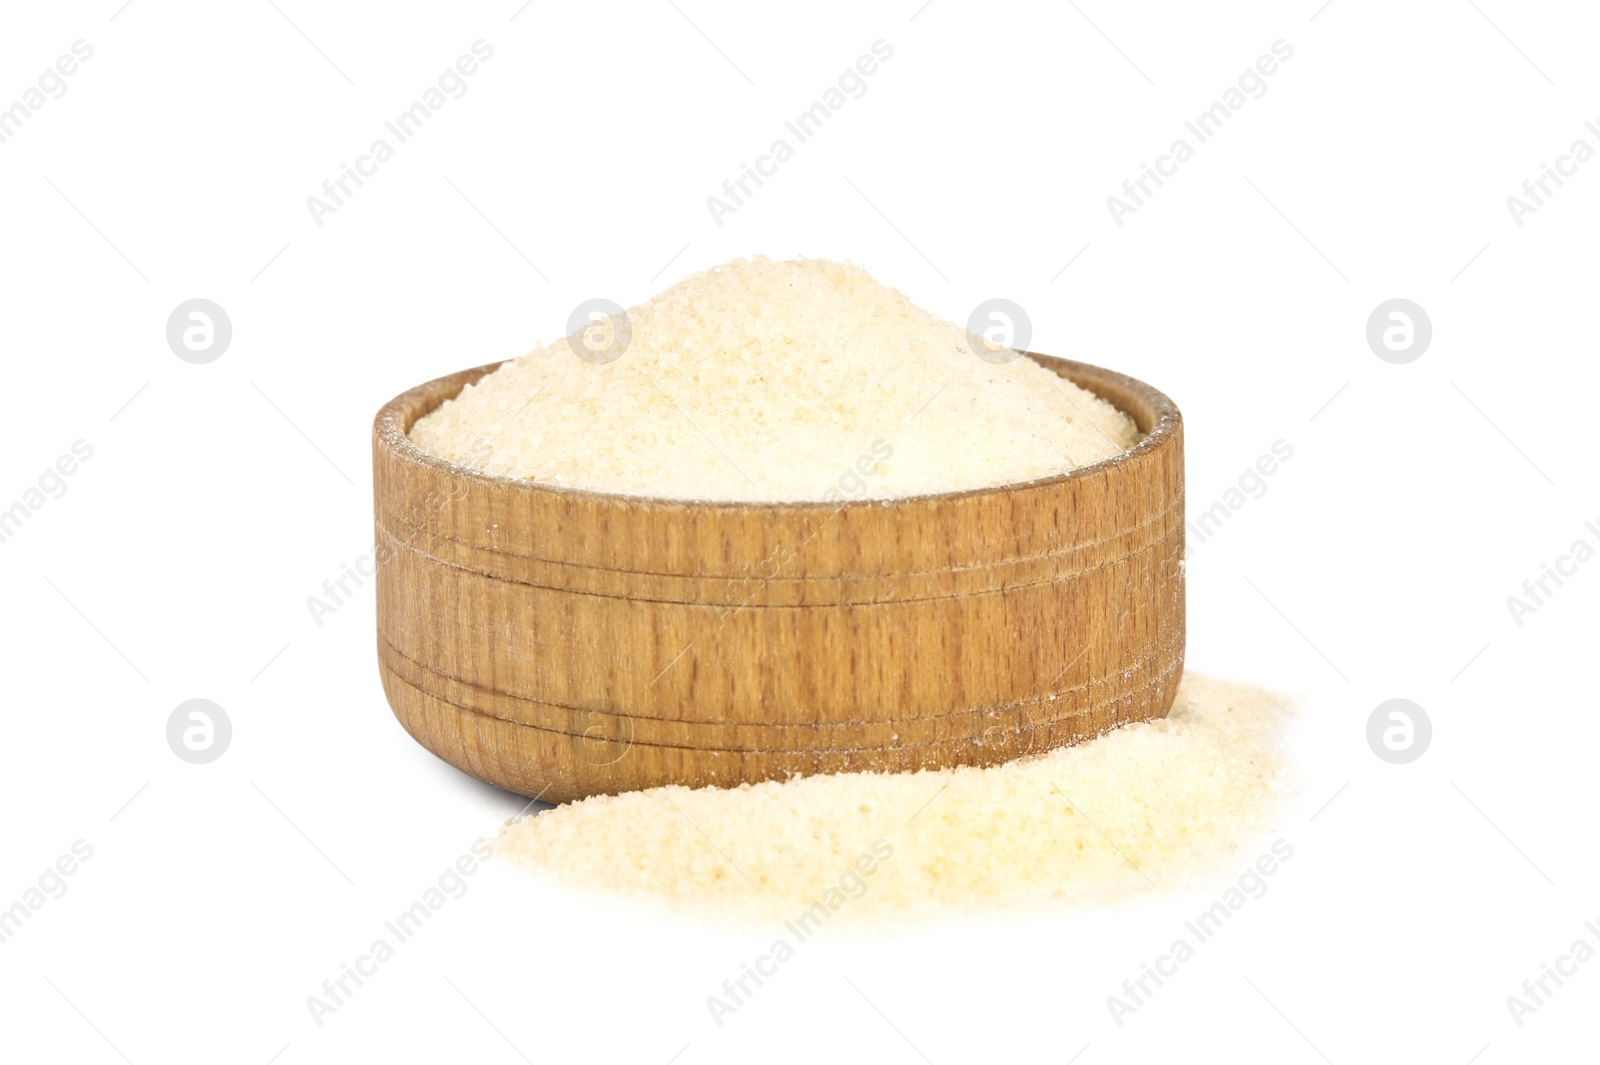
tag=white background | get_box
[1,1,1596,1062]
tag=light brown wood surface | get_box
[372,355,1185,802]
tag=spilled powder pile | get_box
[409,257,1140,501]
[496,674,1289,920]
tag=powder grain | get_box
[496,674,1289,920]
[409,257,1140,502]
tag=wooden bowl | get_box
[373,355,1184,802]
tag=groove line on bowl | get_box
[372,500,1185,608]
[378,630,1184,738]
[379,653,1183,758]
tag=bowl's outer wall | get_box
[373,355,1185,801]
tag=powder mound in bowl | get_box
[495,674,1290,921]
[408,257,1141,502]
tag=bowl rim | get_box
[373,352,1181,513]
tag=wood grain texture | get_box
[372,355,1185,801]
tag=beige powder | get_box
[496,673,1289,920]
[408,257,1140,502]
